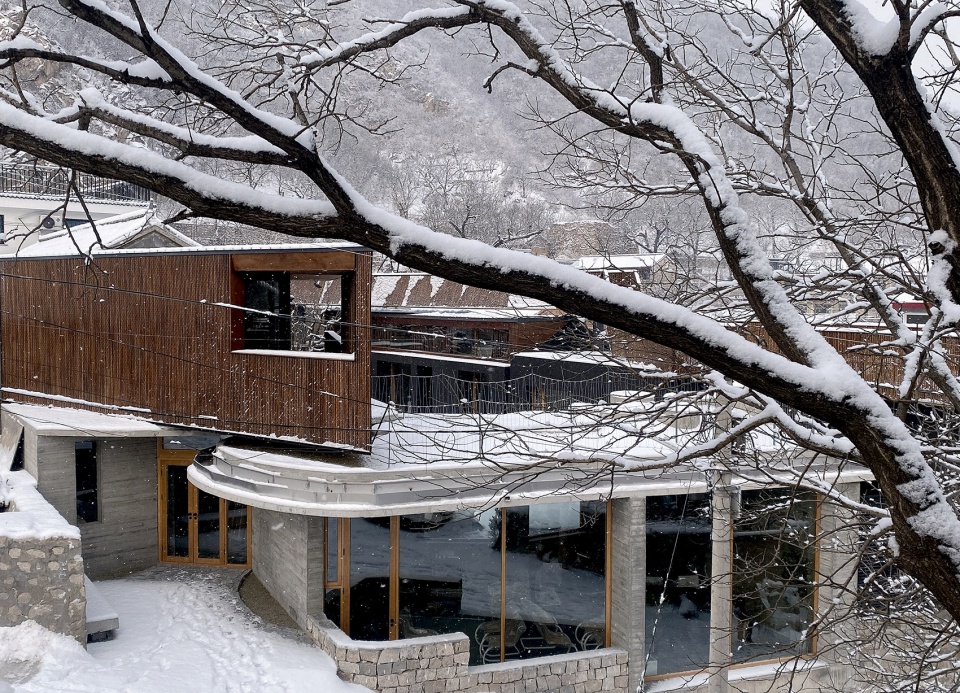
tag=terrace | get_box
[0,164,152,204]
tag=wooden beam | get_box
[231,251,356,273]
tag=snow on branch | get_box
[0,99,334,222]
[75,90,293,166]
[302,6,477,68]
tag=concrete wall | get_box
[307,614,629,693]
[252,508,315,626]
[30,435,159,579]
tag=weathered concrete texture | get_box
[0,534,86,643]
[30,435,159,579]
[252,508,320,627]
[610,497,644,691]
[306,614,629,693]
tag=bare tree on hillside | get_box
[4,0,960,686]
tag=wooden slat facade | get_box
[0,249,372,449]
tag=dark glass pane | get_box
[166,465,189,558]
[75,441,98,523]
[197,489,221,560]
[162,434,223,450]
[326,517,338,584]
[226,501,248,565]
[644,494,712,677]
[503,502,606,663]
[324,589,342,628]
[398,510,500,666]
[350,518,391,641]
[732,489,816,664]
[243,272,290,350]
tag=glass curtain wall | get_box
[503,502,607,663]
[397,511,500,665]
[644,493,713,677]
[732,489,816,663]
[322,501,609,666]
[349,517,393,641]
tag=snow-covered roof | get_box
[573,254,668,272]
[14,208,199,257]
[188,395,869,516]
[372,272,560,316]
[3,402,181,437]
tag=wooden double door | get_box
[158,451,251,567]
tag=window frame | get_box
[230,251,357,357]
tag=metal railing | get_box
[0,164,152,204]
[373,371,701,416]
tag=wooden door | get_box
[158,453,251,567]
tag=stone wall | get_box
[0,534,85,643]
[306,614,629,693]
[0,471,86,644]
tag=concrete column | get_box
[815,482,861,659]
[708,472,734,693]
[611,496,646,692]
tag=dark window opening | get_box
[64,218,87,229]
[75,441,99,523]
[240,271,351,352]
[11,431,24,472]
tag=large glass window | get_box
[732,489,816,664]
[349,517,392,641]
[644,493,712,677]
[240,271,350,353]
[321,501,609,664]
[502,502,607,663]
[397,511,500,665]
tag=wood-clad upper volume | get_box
[0,247,373,450]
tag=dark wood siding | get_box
[0,250,372,449]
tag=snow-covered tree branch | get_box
[4,0,960,660]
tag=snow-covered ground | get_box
[0,576,367,693]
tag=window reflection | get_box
[502,502,607,663]
[350,517,392,640]
[319,501,608,664]
[732,489,816,663]
[397,510,500,665]
[644,494,712,677]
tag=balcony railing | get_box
[373,371,701,415]
[0,164,151,204]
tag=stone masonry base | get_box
[306,614,628,693]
